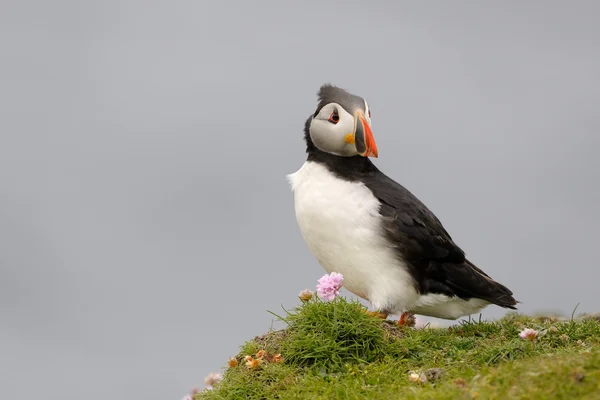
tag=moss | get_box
[198,297,600,400]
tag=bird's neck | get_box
[306,148,378,180]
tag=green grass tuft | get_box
[274,297,394,370]
[198,297,600,399]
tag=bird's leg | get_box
[367,310,389,319]
[398,312,416,327]
[358,306,388,319]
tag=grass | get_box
[197,297,600,399]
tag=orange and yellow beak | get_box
[353,111,378,158]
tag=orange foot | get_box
[368,311,389,319]
[361,309,388,319]
[398,312,416,327]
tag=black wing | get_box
[363,169,466,264]
[363,168,517,309]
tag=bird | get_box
[287,84,518,324]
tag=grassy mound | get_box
[198,297,600,399]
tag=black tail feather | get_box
[426,259,518,309]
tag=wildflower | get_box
[245,357,263,370]
[204,372,222,389]
[228,357,238,368]
[548,326,559,333]
[408,372,421,382]
[272,353,283,363]
[316,272,344,301]
[454,378,467,388]
[559,334,569,341]
[519,328,538,341]
[298,289,314,302]
[181,388,198,399]
[408,371,427,383]
[256,350,267,359]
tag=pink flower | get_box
[519,328,538,341]
[415,317,426,329]
[181,387,199,399]
[316,272,344,301]
[414,317,440,329]
[204,372,222,389]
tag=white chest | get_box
[287,161,419,312]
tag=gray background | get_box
[2,1,599,399]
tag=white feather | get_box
[287,161,490,320]
[411,294,489,319]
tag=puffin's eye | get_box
[368,109,371,118]
[328,111,340,124]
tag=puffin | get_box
[287,84,518,323]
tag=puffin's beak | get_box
[353,111,378,158]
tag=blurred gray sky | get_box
[1,1,599,399]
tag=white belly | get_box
[287,161,420,314]
[410,294,490,319]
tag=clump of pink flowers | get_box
[316,272,344,301]
[414,317,426,329]
[180,371,222,398]
[204,372,223,390]
[180,388,199,400]
[519,328,538,341]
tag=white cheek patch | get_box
[310,106,358,157]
